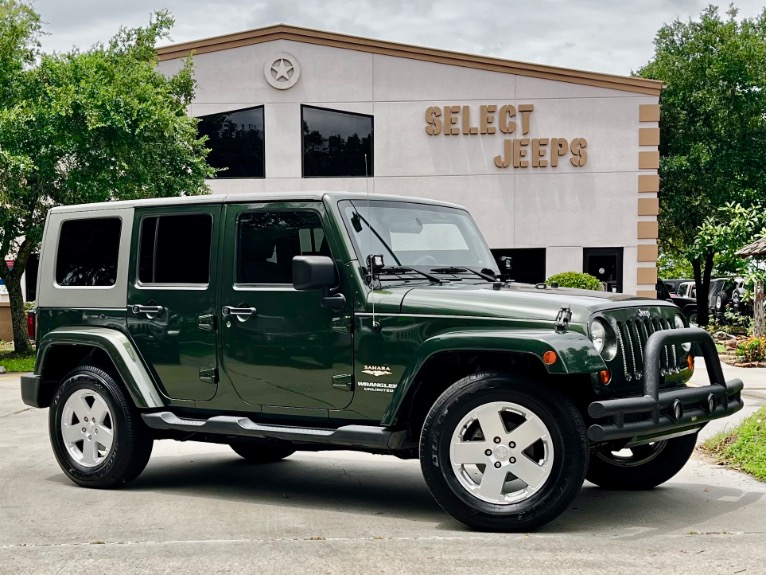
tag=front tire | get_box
[586,433,697,490]
[420,372,589,532]
[49,364,153,488]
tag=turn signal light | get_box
[598,369,611,385]
[543,351,557,365]
[687,354,694,372]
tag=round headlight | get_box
[675,315,692,352]
[590,318,617,361]
[591,320,607,353]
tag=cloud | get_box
[33,0,766,75]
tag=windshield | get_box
[339,200,499,277]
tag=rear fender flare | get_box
[36,327,165,409]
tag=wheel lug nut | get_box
[493,437,501,444]
[494,461,502,468]
[484,449,492,456]
[510,457,516,464]
[82,427,86,433]
[509,441,516,448]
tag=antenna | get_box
[364,154,380,332]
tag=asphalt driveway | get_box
[1,368,764,575]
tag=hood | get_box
[370,282,676,326]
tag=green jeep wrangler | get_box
[21,192,743,531]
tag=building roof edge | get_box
[156,23,662,96]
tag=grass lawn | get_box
[0,341,36,373]
[701,406,766,482]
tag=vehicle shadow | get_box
[58,451,764,535]
[127,452,445,523]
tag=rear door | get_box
[127,205,221,401]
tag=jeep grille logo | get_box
[637,309,651,319]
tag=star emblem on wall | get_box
[271,58,294,81]
[264,53,301,90]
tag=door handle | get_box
[130,304,165,317]
[222,306,256,322]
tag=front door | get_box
[219,202,354,411]
[127,206,221,401]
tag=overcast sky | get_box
[32,0,765,76]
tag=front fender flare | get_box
[381,329,606,426]
[36,326,165,409]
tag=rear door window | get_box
[138,214,212,285]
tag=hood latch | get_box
[554,307,572,333]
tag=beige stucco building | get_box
[157,25,662,296]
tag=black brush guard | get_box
[587,328,744,442]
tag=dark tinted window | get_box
[138,214,212,284]
[490,248,546,284]
[302,106,373,177]
[56,218,121,286]
[237,211,328,284]
[197,106,265,178]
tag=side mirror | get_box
[293,256,337,291]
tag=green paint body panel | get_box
[126,204,221,402]
[218,202,354,411]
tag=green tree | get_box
[0,2,213,353]
[691,202,766,277]
[638,5,766,325]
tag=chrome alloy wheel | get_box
[60,388,115,468]
[449,401,554,505]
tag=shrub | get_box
[735,337,766,363]
[546,272,602,291]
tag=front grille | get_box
[614,316,685,382]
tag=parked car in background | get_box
[677,281,697,300]
[731,278,751,316]
[709,278,740,321]
[656,281,698,325]
[662,279,692,297]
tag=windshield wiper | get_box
[375,266,444,284]
[429,266,497,282]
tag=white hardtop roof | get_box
[49,191,465,214]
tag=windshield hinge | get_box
[554,307,572,333]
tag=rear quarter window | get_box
[56,218,122,287]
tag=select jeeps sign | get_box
[424,104,588,169]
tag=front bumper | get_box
[587,328,743,443]
[20,373,43,408]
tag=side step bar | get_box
[142,411,411,451]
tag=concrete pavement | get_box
[1,370,764,575]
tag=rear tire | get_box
[586,433,697,490]
[229,440,295,463]
[49,364,153,488]
[419,372,589,532]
